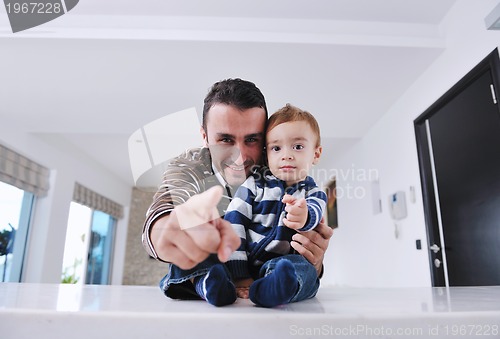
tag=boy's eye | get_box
[293,144,304,150]
[270,146,281,152]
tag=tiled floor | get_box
[1,283,499,338]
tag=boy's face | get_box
[266,120,322,187]
[201,103,266,187]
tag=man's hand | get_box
[150,186,240,269]
[282,194,308,230]
[290,217,333,276]
[234,278,254,299]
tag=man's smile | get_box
[227,165,245,171]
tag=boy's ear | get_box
[200,126,208,147]
[313,145,323,165]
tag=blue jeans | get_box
[160,253,319,303]
[159,254,222,300]
[256,254,320,303]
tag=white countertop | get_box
[1,283,499,339]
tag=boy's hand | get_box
[282,194,308,230]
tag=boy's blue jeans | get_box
[160,253,319,304]
[160,254,220,300]
[258,254,320,303]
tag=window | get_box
[0,144,49,282]
[86,210,116,284]
[0,181,34,282]
[61,202,117,285]
[61,202,91,284]
[61,183,122,285]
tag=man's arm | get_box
[285,186,332,276]
[290,217,333,276]
[141,148,239,269]
[148,186,239,269]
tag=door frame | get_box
[413,48,500,287]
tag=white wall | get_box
[319,0,500,287]
[0,127,131,284]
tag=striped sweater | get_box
[225,167,327,280]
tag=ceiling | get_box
[0,0,458,187]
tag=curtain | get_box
[73,182,124,219]
[0,144,50,197]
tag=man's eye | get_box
[221,138,233,143]
[246,138,257,143]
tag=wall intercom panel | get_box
[389,191,407,220]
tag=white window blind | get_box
[73,182,124,219]
[0,144,50,197]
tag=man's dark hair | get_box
[202,78,268,131]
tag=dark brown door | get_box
[415,49,500,286]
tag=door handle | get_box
[430,244,440,253]
[434,258,441,268]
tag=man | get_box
[142,78,333,300]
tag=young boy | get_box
[193,104,327,307]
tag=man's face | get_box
[201,104,266,187]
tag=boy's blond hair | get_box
[267,104,321,147]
